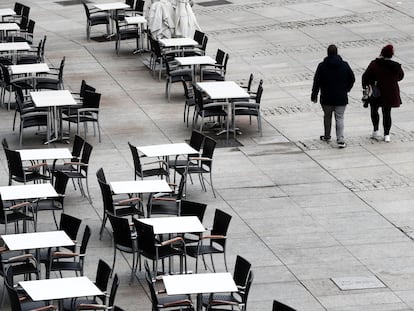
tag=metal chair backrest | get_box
[128,142,143,179]
[211,208,232,248]
[108,214,134,249]
[4,148,25,182]
[201,136,216,169]
[233,255,251,288]
[272,300,297,311]
[180,200,207,222]
[59,213,82,242]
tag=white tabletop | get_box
[20,276,102,301]
[10,63,50,75]
[110,179,172,195]
[94,2,130,10]
[18,147,72,161]
[0,22,19,31]
[138,216,205,235]
[125,16,147,24]
[0,42,30,52]
[0,183,57,201]
[175,56,216,66]
[2,230,75,251]
[196,81,250,100]
[159,38,198,48]
[137,143,198,158]
[0,8,15,17]
[163,273,237,296]
[30,90,78,108]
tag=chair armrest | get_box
[33,306,58,311]
[188,157,211,162]
[9,201,31,210]
[27,162,48,170]
[161,236,184,246]
[162,299,193,308]
[52,251,79,258]
[77,304,107,310]
[200,234,226,240]
[116,197,141,205]
[7,253,36,263]
[152,197,176,202]
[209,299,239,306]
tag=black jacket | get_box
[311,55,355,106]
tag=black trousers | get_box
[370,104,392,135]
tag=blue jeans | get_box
[322,105,346,143]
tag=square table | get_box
[138,216,205,235]
[159,38,198,48]
[163,272,237,311]
[20,276,102,309]
[30,90,79,144]
[0,183,57,201]
[137,143,198,158]
[1,230,74,251]
[0,8,15,20]
[10,63,50,76]
[196,81,250,142]
[175,56,216,82]
[0,42,30,63]
[110,179,172,195]
[94,2,131,37]
[0,22,19,40]
[125,16,148,53]
[18,147,72,162]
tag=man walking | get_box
[311,44,355,148]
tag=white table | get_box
[20,276,102,309]
[175,56,215,82]
[94,2,130,37]
[159,38,198,48]
[137,143,198,158]
[1,230,74,251]
[110,179,172,195]
[30,90,79,144]
[0,42,30,63]
[125,16,148,53]
[0,8,15,21]
[196,81,250,142]
[138,216,205,235]
[0,22,19,39]
[0,183,57,201]
[10,63,50,75]
[163,273,237,311]
[18,147,72,162]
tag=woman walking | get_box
[362,44,404,142]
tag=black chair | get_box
[5,267,57,311]
[179,200,207,244]
[0,64,33,111]
[164,57,192,101]
[192,86,226,134]
[133,219,186,278]
[240,73,254,93]
[45,225,91,278]
[168,130,205,182]
[114,18,140,54]
[186,208,232,273]
[62,90,102,142]
[176,135,217,197]
[56,141,93,202]
[82,2,109,40]
[147,174,186,217]
[14,86,49,147]
[184,30,208,57]
[7,19,35,44]
[234,82,263,136]
[128,141,169,181]
[200,49,229,81]
[75,273,119,311]
[31,170,69,229]
[97,172,143,240]
[202,255,252,311]
[51,134,85,174]
[145,265,195,311]
[16,35,46,64]
[272,300,297,311]
[181,79,196,127]
[62,259,112,311]
[36,56,65,90]
[4,147,50,185]
[108,214,139,284]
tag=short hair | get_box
[327,44,338,56]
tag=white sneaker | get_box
[384,135,390,142]
[371,131,381,139]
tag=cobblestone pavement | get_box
[1,0,414,310]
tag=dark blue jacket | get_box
[311,55,355,106]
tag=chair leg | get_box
[210,253,216,272]
[111,247,116,278]
[209,172,216,198]
[99,212,107,240]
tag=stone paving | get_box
[1,0,414,310]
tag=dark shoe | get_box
[320,135,331,142]
[338,141,346,148]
